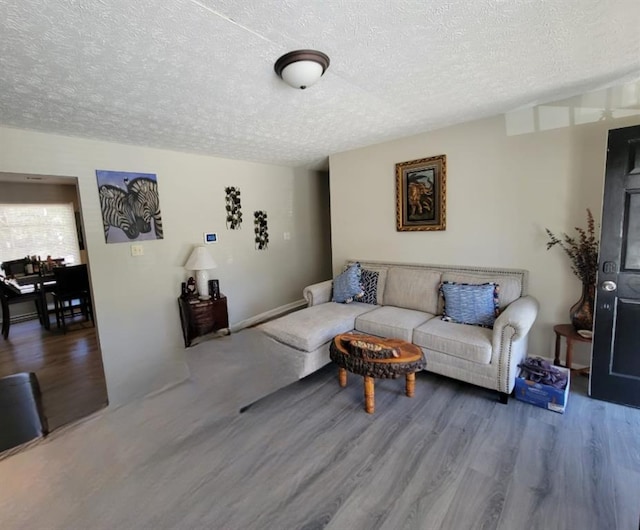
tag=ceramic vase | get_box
[570,282,596,331]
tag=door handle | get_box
[601,280,617,292]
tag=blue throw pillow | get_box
[440,282,499,328]
[356,269,379,305]
[332,263,364,304]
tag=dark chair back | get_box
[0,280,19,302]
[1,278,46,339]
[52,264,90,297]
[1,259,27,277]
[51,264,93,333]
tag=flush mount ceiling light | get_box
[274,49,330,90]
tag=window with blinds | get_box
[0,203,81,266]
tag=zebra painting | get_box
[98,185,139,241]
[96,170,164,243]
[126,177,163,239]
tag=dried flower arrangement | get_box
[545,209,599,285]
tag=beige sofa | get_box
[258,260,539,402]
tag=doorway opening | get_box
[0,172,108,432]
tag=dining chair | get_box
[0,258,28,277]
[0,282,44,340]
[51,264,94,333]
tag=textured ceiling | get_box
[1,0,639,169]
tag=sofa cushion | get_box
[259,302,375,352]
[413,318,493,364]
[355,306,434,342]
[356,269,380,305]
[383,267,442,314]
[440,282,499,328]
[332,263,364,303]
[440,272,522,309]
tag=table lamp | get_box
[184,246,217,300]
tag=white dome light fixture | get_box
[274,50,330,90]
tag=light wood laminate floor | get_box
[1,328,638,529]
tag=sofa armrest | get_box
[493,295,539,340]
[491,295,540,393]
[303,280,333,307]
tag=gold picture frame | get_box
[395,154,446,231]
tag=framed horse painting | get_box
[395,155,446,231]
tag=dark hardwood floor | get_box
[0,316,108,431]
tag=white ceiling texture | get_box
[1,0,639,170]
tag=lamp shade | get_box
[184,246,217,271]
[274,50,330,90]
[184,247,217,300]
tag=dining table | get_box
[0,273,56,334]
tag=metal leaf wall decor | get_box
[225,187,242,229]
[254,210,269,250]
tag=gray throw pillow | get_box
[440,281,499,328]
[332,263,364,303]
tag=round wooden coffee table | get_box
[329,333,426,413]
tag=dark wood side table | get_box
[178,295,229,347]
[553,324,592,373]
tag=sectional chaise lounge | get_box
[258,260,539,402]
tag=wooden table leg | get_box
[1,296,9,340]
[338,367,347,387]
[364,376,375,414]
[554,331,561,366]
[406,372,416,397]
[565,338,573,370]
[38,287,50,330]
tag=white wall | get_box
[0,126,332,405]
[329,110,640,363]
[0,181,78,206]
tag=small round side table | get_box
[553,324,592,373]
[329,333,425,414]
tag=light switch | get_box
[131,244,144,257]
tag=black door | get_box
[591,124,640,407]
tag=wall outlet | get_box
[131,244,144,257]
[283,232,291,240]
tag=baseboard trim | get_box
[0,311,40,325]
[230,299,307,332]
